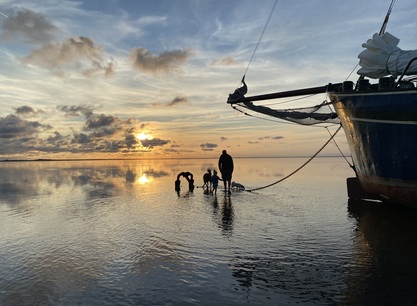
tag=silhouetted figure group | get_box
[202,150,234,195]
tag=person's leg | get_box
[223,170,231,192]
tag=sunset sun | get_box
[136,133,152,141]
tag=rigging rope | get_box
[243,0,279,78]
[246,125,342,192]
[350,0,396,83]
[325,126,352,168]
[380,0,396,35]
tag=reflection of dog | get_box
[231,181,245,190]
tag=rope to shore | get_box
[246,125,342,192]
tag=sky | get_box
[0,0,416,160]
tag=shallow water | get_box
[1,157,417,305]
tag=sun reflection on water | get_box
[137,173,151,184]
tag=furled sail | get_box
[239,101,340,126]
[358,32,417,79]
[227,80,340,126]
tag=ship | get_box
[227,31,417,207]
[330,77,417,207]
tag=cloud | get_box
[57,105,95,118]
[0,8,58,45]
[46,131,67,143]
[167,95,189,106]
[14,105,44,117]
[57,105,148,153]
[0,114,52,139]
[93,127,118,138]
[22,36,116,77]
[125,133,138,148]
[152,95,190,107]
[0,104,147,155]
[96,140,122,153]
[258,136,284,141]
[84,114,115,129]
[57,105,150,153]
[140,138,170,148]
[83,114,121,140]
[258,136,270,140]
[200,143,218,151]
[137,15,167,26]
[144,169,169,178]
[129,47,192,75]
[210,56,241,66]
[72,132,91,144]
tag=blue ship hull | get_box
[331,89,417,207]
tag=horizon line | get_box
[0,155,351,162]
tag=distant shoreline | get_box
[0,155,350,162]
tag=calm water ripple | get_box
[1,158,417,305]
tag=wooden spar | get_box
[228,84,332,104]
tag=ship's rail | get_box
[396,56,417,86]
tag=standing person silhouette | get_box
[218,150,234,194]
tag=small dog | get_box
[203,169,212,190]
[231,181,245,191]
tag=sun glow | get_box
[136,133,152,141]
[137,173,150,184]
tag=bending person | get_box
[218,150,234,194]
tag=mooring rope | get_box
[246,125,342,192]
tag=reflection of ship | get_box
[227,31,417,207]
[345,199,417,305]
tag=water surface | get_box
[1,158,417,305]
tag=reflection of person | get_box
[211,170,222,195]
[218,150,234,194]
[211,195,234,237]
[221,196,234,236]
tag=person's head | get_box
[222,150,227,154]
[213,170,217,175]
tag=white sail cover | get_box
[357,32,417,79]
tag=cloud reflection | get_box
[0,160,170,207]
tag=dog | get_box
[203,169,212,190]
[231,181,245,191]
